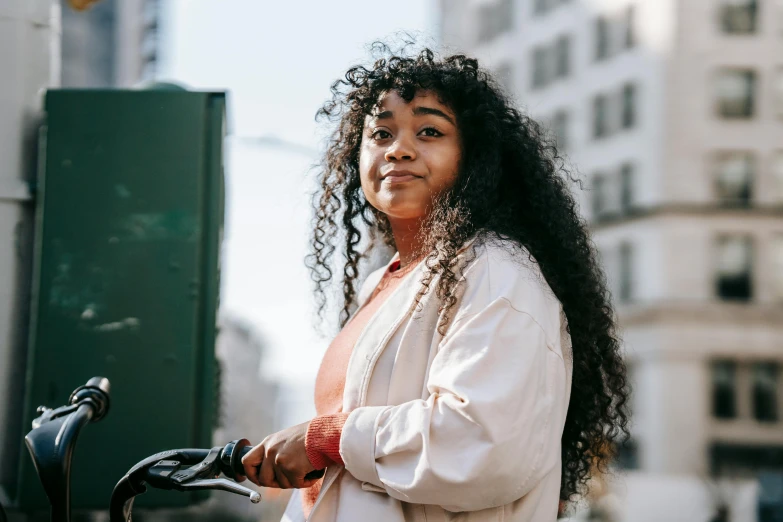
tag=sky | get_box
[159,1,438,412]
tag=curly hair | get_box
[306,41,631,510]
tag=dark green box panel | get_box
[16,88,225,510]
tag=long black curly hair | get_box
[306,41,631,510]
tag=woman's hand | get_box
[241,420,321,489]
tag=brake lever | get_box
[177,478,261,503]
[143,445,261,503]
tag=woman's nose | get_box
[384,136,416,162]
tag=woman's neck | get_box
[389,217,426,269]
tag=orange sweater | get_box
[301,258,416,516]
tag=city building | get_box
[61,0,161,87]
[438,0,783,520]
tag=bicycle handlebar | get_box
[109,440,259,522]
[24,377,111,522]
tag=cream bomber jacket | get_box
[282,236,574,522]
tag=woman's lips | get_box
[382,174,420,184]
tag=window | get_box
[593,94,610,138]
[715,69,756,118]
[620,163,634,212]
[592,173,607,218]
[720,0,758,34]
[478,0,514,43]
[554,35,571,79]
[715,235,753,301]
[595,16,610,60]
[712,360,738,419]
[619,241,634,302]
[531,46,549,89]
[551,110,569,151]
[621,83,637,129]
[624,5,636,48]
[752,362,779,422]
[714,152,754,206]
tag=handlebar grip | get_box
[239,445,252,461]
[222,440,325,483]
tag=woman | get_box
[242,44,631,522]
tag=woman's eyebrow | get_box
[413,106,455,125]
[372,106,456,126]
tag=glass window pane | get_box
[714,152,754,206]
[752,362,779,422]
[716,69,756,118]
[715,236,753,300]
[592,174,606,218]
[532,47,548,88]
[555,35,571,78]
[712,360,737,419]
[595,16,610,60]
[624,5,636,48]
[593,94,609,138]
[620,163,634,212]
[619,242,634,302]
[622,83,637,129]
[720,0,758,34]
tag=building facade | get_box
[60,0,161,87]
[437,0,783,520]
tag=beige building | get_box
[437,0,783,520]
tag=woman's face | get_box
[359,90,461,222]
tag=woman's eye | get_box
[420,127,443,137]
[372,130,391,140]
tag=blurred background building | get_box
[60,0,161,87]
[209,314,286,522]
[438,0,783,521]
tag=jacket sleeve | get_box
[338,297,567,512]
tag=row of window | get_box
[715,68,783,119]
[542,65,783,155]
[591,151,783,216]
[480,0,783,50]
[528,6,635,89]
[600,234,783,304]
[713,360,781,423]
[537,83,638,153]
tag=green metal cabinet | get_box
[16,88,226,510]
